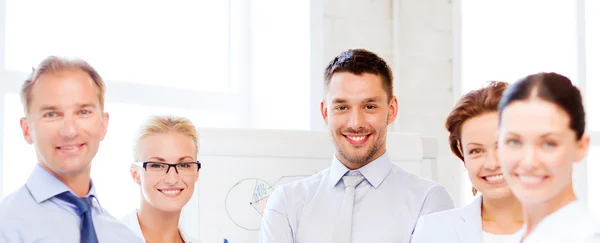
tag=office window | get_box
[586,0,600,131]
[248,0,311,130]
[5,0,230,92]
[589,145,600,214]
[460,0,579,204]
[1,94,37,198]
[586,0,600,215]
[461,0,578,93]
[0,0,313,219]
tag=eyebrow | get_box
[505,132,559,138]
[466,142,484,146]
[331,98,347,104]
[505,132,521,137]
[147,156,195,162]
[362,97,382,103]
[331,97,382,104]
[39,105,58,112]
[38,103,97,112]
[78,103,97,109]
[540,132,560,138]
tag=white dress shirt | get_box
[121,210,200,243]
[411,196,485,243]
[412,195,520,243]
[259,152,455,243]
[510,200,600,243]
[482,232,515,243]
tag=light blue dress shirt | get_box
[259,152,456,243]
[0,165,143,243]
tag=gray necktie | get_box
[332,172,365,243]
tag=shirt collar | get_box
[329,151,393,189]
[130,210,194,243]
[25,164,98,205]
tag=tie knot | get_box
[55,191,93,215]
[342,173,364,188]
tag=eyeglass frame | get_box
[133,161,202,175]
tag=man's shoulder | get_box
[389,164,446,191]
[417,203,463,223]
[0,186,35,230]
[0,185,35,213]
[96,210,145,242]
[274,168,330,195]
[266,167,331,209]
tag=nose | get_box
[483,147,500,171]
[163,165,179,184]
[347,109,366,131]
[59,115,78,139]
[520,145,539,171]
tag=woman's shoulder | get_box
[418,196,482,223]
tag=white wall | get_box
[316,0,464,204]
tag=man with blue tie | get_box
[259,49,456,243]
[0,56,143,243]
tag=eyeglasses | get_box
[134,161,201,175]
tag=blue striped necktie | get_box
[55,191,99,243]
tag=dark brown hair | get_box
[498,72,585,140]
[446,81,510,161]
[324,49,394,102]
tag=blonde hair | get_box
[20,56,106,113]
[133,115,199,161]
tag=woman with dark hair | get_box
[411,81,523,243]
[497,72,600,242]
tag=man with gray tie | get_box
[259,49,455,243]
[0,56,143,243]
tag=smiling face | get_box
[498,98,589,205]
[20,69,109,177]
[131,132,199,212]
[321,72,398,169]
[461,112,513,199]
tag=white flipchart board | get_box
[179,128,439,243]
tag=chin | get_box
[514,189,553,205]
[51,162,89,174]
[156,203,186,213]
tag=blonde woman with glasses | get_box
[122,115,201,243]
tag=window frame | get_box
[0,0,322,198]
[0,0,252,197]
[454,0,596,206]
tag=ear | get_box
[457,139,464,157]
[20,117,33,144]
[387,96,399,125]
[130,164,142,185]
[320,99,328,126]
[194,168,200,182]
[574,134,591,163]
[100,112,109,141]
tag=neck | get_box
[41,163,92,197]
[481,194,523,224]
[522,186,577,239]
[138,199,183,243]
